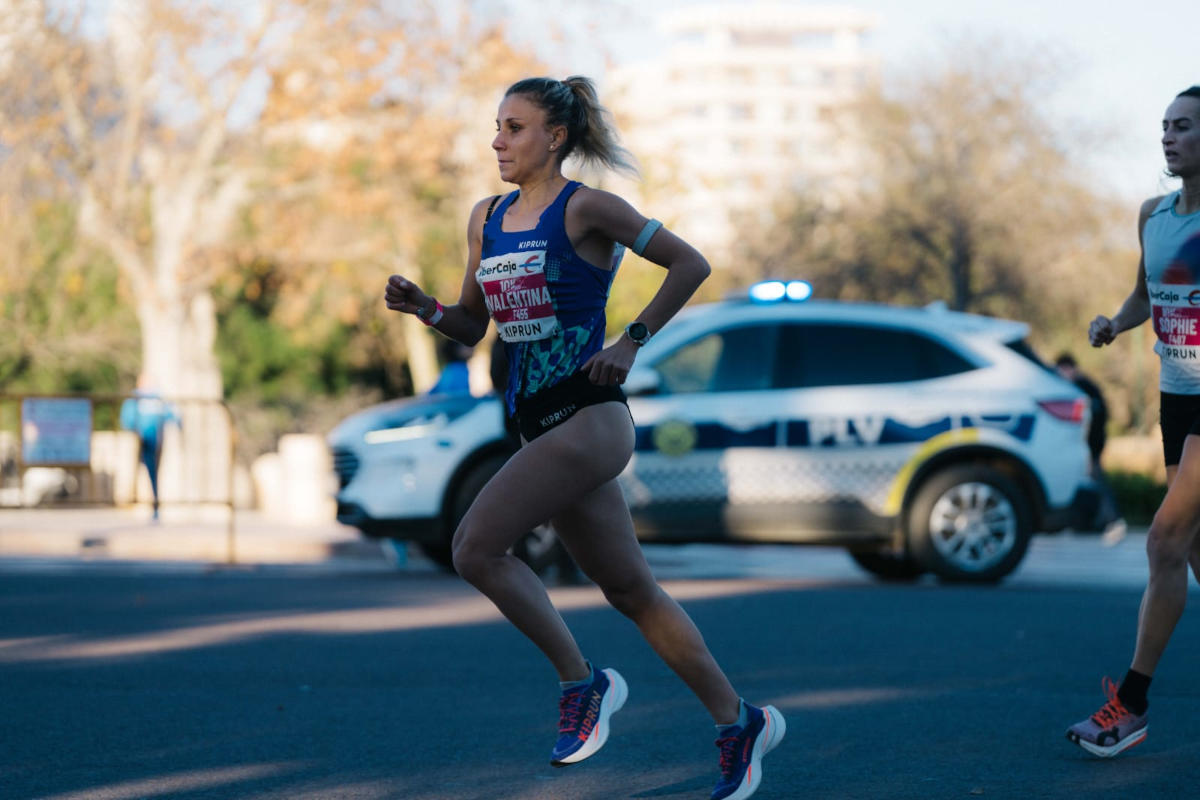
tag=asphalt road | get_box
[2,537,1199,800]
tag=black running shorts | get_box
[1159,391,1200,466]
[515,370,628,442]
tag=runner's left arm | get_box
[573,189,710,385]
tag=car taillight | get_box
[1037,398,1086,423]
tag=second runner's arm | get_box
[1090,196,1159,347]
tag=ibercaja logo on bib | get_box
[477,250,559,341]
[1151,271,1200,362]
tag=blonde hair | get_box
[505,75,639,177]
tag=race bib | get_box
[476,249,559,342]
[1150,282,1200,362]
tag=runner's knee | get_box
[451,522,503,585]
[1146,515,1195,571]
[601,578,661,620]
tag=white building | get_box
[607,3,879,260]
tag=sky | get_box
[541,0,1196,206]
[86,0,1197,205]
[833,0,1196,204]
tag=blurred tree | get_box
[0,0,543,402]
[745,40,1125,320]
[739,39,1158,430]
[210,256,391,460]
[0,52,140,393]
[240,3,545,394]
[603,88,734,325]
[0,195,140,394]
[0,0,268,400]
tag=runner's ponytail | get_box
[505,76,639,177]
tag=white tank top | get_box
[1144,191,1200,393]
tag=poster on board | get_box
[21,397,92,467]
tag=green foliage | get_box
[0,203,140,396]
[1107,470,1167,526]
[216,261,374,398]
[212,259,397,458]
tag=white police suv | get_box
[328,281,1099,583]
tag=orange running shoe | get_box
[1066,676,1148,757]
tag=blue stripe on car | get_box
[637,414,1035,452]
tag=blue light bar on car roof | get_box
[748,280,812,303]
[786,280,813,301]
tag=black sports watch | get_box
[625,321,651,347]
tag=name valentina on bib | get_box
[477,249,561,342]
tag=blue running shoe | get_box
[550,667,628,767]
[711,703,786,800]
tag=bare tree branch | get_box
[78,183,151,298]
[49,63,93,170]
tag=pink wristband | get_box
[418,300,444,326]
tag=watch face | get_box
[628,322,649,342]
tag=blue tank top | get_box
[1144,191,1200,393]
[478,180,623,412]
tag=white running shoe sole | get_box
[724,704,787,800]
[553,667,628,766]
[1071,724,1147,758]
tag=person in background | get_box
[385,74,784,800]
[1054,352,1123,537]
[428,338,474,396]
[120,375,180,521]
[1066,85,1200,759]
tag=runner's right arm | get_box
[1089,196,1160,347]
[384,198,493,346]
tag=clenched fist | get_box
[1088,315,1116,347]
[385,275,432,316]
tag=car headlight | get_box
[363,409,467,444]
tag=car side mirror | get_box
[624,367,662,397]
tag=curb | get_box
[0,508,390,566]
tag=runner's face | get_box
[493,94,559,183]
[1163,96,1200,179]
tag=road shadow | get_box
[1,572,1199,798]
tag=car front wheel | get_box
[906,465,1032,583]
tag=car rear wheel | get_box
[428,452,564,576]
[906,465,1032,583]
[848,549,926,582]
